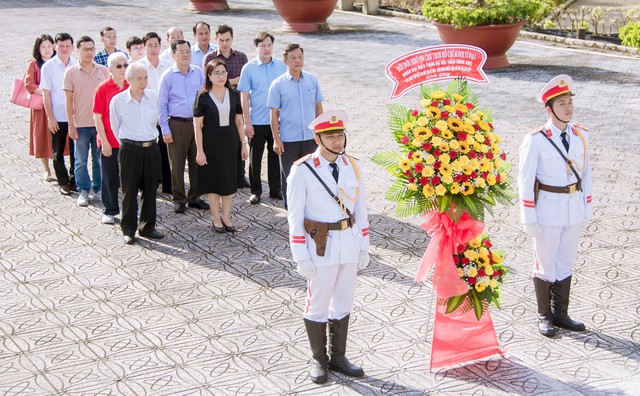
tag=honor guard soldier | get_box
[287,110,370,384]
[518,75,592,337]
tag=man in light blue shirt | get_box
[238,32,287,205]
[190,21,216,68]
[267,44,323,209]
[158,40,209,214]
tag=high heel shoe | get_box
[222,221,236,233]
[212,223,226,233]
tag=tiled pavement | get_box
[1,0,640,394]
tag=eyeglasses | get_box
[115,63,128,69]
[211,71,228,77]
[174,50,190,55]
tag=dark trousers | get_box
[167,118,198,204]
[51,122,75,187]
[281,139,317,208]
[157,126,172,192]
[249,125,281,196]
[119,141,161,238]
[101,148,120,216]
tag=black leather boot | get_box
[328,315,364,377]
[533,277,556,337]
[552,276,586,331]
[303,319,328,384]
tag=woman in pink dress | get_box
[24,34,55,181]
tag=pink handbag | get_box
[10,78,43,110]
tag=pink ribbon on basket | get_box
[414,210,484,299]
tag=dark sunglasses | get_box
[115,63,128,69]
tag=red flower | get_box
[480,171,488,179]
[433,161,441,170]
[414,163,424,173]
[401,136,409,144]
[423,142,433,151]
[403,170,411,176]
[442,111,449,119]
[473,124,479,131]
[462,257,470,265]
[449,150,457,159]
[484,137,490,145]
[478,268,486,277]
[408,151,413,159]
[408,177,415,184]
[495,269,503,277]
[420,177,429,186]
[486,152,494,160]
[432,127,440,135]
[495,174,501,183]
[431,100,439,107]
[457,132,467,141]
[456,110,464,118]
[477,152,484,159]
[442,99,451,105]
[466,103,474,109]
[483,239,493,248]
[468,277,477,285]
[433,149,441,157]
[430,176,441,185]
[454,174,463,183]
[411,109,419,117]
[471,171,478,178]
[500,152,506,160]
[453,256,460,265]
[461,175,470,182]
[488,122,493,129]
[468,151,476,159]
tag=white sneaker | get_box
[101,214,115,224]
[77,190,89,207]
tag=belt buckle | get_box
[567,184,576,194]
[338,219,348,231]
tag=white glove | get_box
[297,259,317,279]
[358,251,370,270]
[524,223,539,237]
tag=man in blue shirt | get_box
[238,32,287,205]
[190,21,216,68]
[94,27,126,67]
[267,44,323,209]
[158,40,209,213]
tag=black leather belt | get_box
[326,216,355,231]
[121,138,157,148]
[169,116,193,123]
[538,182,580,194]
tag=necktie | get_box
[561,131,570,152]
[329,162,339,183]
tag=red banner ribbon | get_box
[386,45,489,100]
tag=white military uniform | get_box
[287,148,369,322]
[518,120,592,282]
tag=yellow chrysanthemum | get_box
[480,158,491,172]
[470,114,481,122]
[479,247,489,256]
[423,184,435,197]
[489,278,498,288]
[462,165,473,175]
[494,158,503,169]
[425,154,436,165]
[435,185,447,196]
[479,144,489,154]
[464,250,478,260]
[439,153,451,164]
[475,282,486,292]
[486,174,496,186]
[477,178,486,188]
[449,140,460,150]
[499,172,507,182]
[469,158,480,170]
[441,129,454,139]
[403,122,413,132]
[431,136,443,147]
[413,127,430,141]
[467,267,478,277]
[427,106,441,119]
[399,159,411,171]
[420,98,431,108]
[491,143,500,154]
[476,110,485,119]
[439,163,452,175]
[464,118,475,126]
[468,238,481,248]
[462,182,475,195]
[417,116,429,127]
[448,118,463,131]
[435,120,448,130]
[463,124,476,135]
[430,91,446,100]
[441,174,453,184]
[486,266,495,276]
[495,134,503,143]
[452,93,463,102]
[477,254,490,266]
[438,142,449,152]
[458,141,470,154]
[492,252,503,264]
[412,139,422,147]
[450,183,460,194]
[488,132,497,143]
[444,105,455,113]
[454,103,469,114]
[458,155,470,166]
[474,133,485,143]
[422,166,435,177]
[457,267,464,278]
[451,160,463,172]
[408,182,418,191]
[478,120,490,131]
[413,152,423,163]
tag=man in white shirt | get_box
[110,63,164,245]
[190,21,216,67]
[40,32,77,195]
[159,27,183,64]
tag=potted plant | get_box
[272,0,338,32]
[423,0,553,69]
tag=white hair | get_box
[107,52,127,68]
[125,62,146,81]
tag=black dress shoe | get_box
[174,203,186,213]
[222,221,236,233]
[212,224,227,233]
[249,194,260,204]
[123,235,135,245]
[139,230,164,239]
[269,191,283,200]
[238,177,250,188]
[162,185,172,194]
[188,200,210,210]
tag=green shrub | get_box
[422,0,553,28]
[619,20,640,49]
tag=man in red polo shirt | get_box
[93,52,130,225]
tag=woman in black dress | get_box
[194,59,248,233]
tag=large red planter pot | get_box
[187,0,229,11]
[272,0,338,33]
[433,21,526,69]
